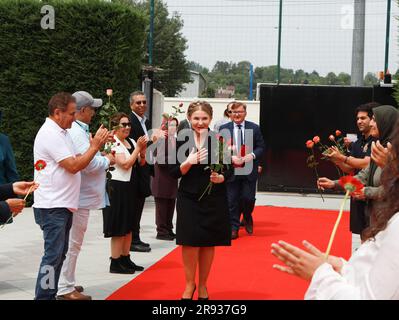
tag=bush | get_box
[0,0,146,183]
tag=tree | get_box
[364,72,378,86]
[131,0,191,96]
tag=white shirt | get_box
[68,121,110,210]
[132,111,149,138]
[110,136,137,182]
[305,212,399,300]
[233,121,256,159]
[33,118,81,212]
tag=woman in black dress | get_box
[169,101,232,300]
[102,113,148,274]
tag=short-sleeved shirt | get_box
[33,118,81,212]
[349,134,375,174]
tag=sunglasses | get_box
[135,100,147,105]
[120,122,132,128]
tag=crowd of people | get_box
[3,90,399,300]
[0,91,264,300]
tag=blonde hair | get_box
[187,101,213,118]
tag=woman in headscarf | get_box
[318,105,399,232]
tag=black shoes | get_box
[156,233,175,241]
[244,216,253,235]
[109,257,135,274]
[231,230,239,240]
[131,240,151,252]
[198,287,209,301]
[121,255,144,271]
[181,285,196,300]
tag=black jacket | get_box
[0,183,15,223]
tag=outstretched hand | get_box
[271,240,342,281]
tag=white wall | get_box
[161,97,260,129]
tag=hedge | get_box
[0,0,146,184]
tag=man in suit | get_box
[129,91,152,253]
[220,102,265,240]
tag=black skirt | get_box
[176,191,231,247]
[102,179,136,238]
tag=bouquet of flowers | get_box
[198,135,231,201]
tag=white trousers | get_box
[57,208,90,296]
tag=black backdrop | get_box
[257,84,397,193]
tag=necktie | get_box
[237,124,243,151]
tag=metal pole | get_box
[277,0,283,84]
[249,64,254,100]
[384,0,392,73]
[149,0,155,66]
[351,0,365,86]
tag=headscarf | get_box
[368,105,399,186]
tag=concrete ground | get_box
[0,192,353,300]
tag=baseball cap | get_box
[73,91,103,110]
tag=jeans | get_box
[57,208,90,296]
[34,208,73,300]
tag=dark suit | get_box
[0,183,15,224]
[129,112,152,244]
[219,121,265,231]
[177,119,190,133]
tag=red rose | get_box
[306,140,314,149]
[335,130,342,136]
[34,160,47,171]
[312,136,320,144]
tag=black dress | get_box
[102,138,138,238]
[169,130,232,247]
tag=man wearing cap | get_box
[33,92,108,300]
[56,91,115,300]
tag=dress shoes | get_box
[130,243,151,252]
[245,216,253,235]
[198,287,209,301]
[231,230,239,240]
[56,290,92,300]
[169,230,176,238]
[181,285,196,300]
[135,240,150,247]
[156,233,175,241]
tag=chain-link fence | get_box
[160,0,399,99]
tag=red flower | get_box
[240,145,246,157]
[306,140,314,149]
[335,130,342,137]
[313,136,320,144]
[329,135,335,141]
[34,160,47,171]
[338,175,364,195]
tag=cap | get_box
[72,91,103,110]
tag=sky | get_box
[163,0,399,76]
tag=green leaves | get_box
[0,0,146,187]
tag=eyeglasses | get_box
[120,122,132,128]
[232,111,245,115]
[135,100,147,105]
[227,110,232,114]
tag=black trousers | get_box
[132,196,146,243]
[155,197,176,235]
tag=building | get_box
[178,70,207,98]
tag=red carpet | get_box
[107,206,351,300]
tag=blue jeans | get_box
[34,208,73,300]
